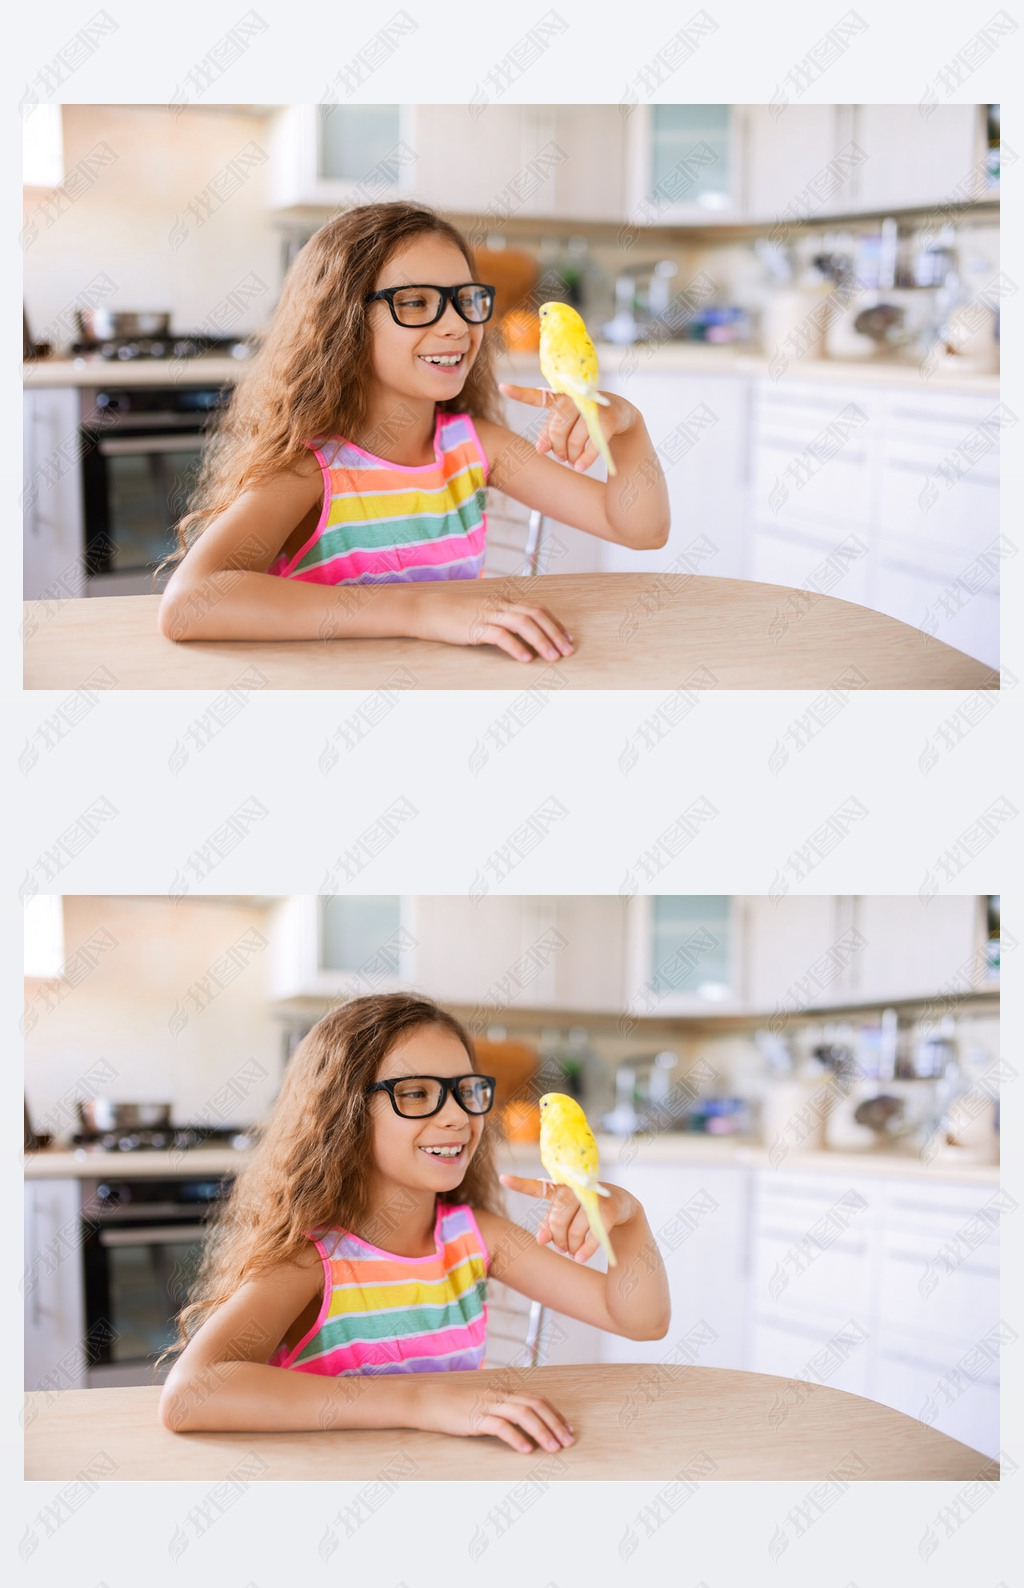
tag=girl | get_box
[157,993,670,1454]
[157,202,670,664]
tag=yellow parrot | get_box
[538,302,617,476]
[538,1092,617,1267]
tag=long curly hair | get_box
[155,993,506,1370]
[165,202,505,565]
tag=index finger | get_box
[498,383,554,407]
[499,1173,557,1199]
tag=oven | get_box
[80,1175,233,1387]
[79,385,229,596]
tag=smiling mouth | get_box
[418,1144,467,1158]
[418,353,465,367]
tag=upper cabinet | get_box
[741,104,982,221]
[413,896,626,1014]
[848,896,981,1004]
[267,105,414,209]
[624,896,742,1015]
[268,104,990,225]
[403,106,626,225]
[846,105,981,214]
[268,896,987,1014]
[268,896,412,999]
[743,895,847,1014]
[624,105,741,225]
[740,105,840,222]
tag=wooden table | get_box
[23,578,992,689]
[24,1366,993,1480]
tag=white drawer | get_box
[754,1230,872,1317]
[753,441,873,532]
[878,460,998,561]
[882,1183,1009,1240]
[749,1312,869,1397]
[878,1237,998,1345]
[755,380,879,431]
[872,557,998,666]
[883,389,1005,439]
[749,525,870,606]
[872,1326,1000,1459]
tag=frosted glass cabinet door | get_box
[624,897,741,1014]
[624,105,740,223]
[268,896,410,997]
[268,106,411,208]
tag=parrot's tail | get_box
[579,397,617,477]
[579,1187,618,1267]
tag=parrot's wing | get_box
[553,1163,611,1198]
[547,369,610,407]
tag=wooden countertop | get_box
[24,1368,992,1480]
[23,578,992,691]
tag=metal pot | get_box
[75,309,172,342]
[77,1100,173,1132]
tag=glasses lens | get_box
[391,287,443,326]
[456,286,493,322]
[391,1078,443,1115]
[456,1076,494,1113]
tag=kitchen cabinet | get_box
[23,387,86,601]
[267,105,412,209]
[419,106,627,225]
[742,896,849,1014]
[745,376,877,607]
[749,1170,1001,1458]
[24,1178,86,1392]
[624,896,742,1015]
[741,105,840,222]
[872,389,1000,669]
[849,896,980,1005]
[599,1163,750,1368]
[599,371,749,577]
[413,896,626,1014]
[268,895,411,999]
[847,106,980,214]
[743,895,982,1012]
[746,377,999,666]
[623,105,741,225]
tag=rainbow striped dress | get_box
[267,411,489,584]
[267,1203,490,1377]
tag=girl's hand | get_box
[413,586,573,664]
[499,383,638,474]
[412,1376,575,1455]
[500,1174,639,1266]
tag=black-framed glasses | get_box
[366,1074,496,1117]
[364,283,496,327]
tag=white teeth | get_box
[421,354,463,365]
[421,1145,464,1156]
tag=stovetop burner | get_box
[71,1124,254,1153]
[70,334,253,362]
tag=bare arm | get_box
[159,1245,574,1453]
[476,1188,671,1342]
[477,391,670,552]
[157,454,573,663]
